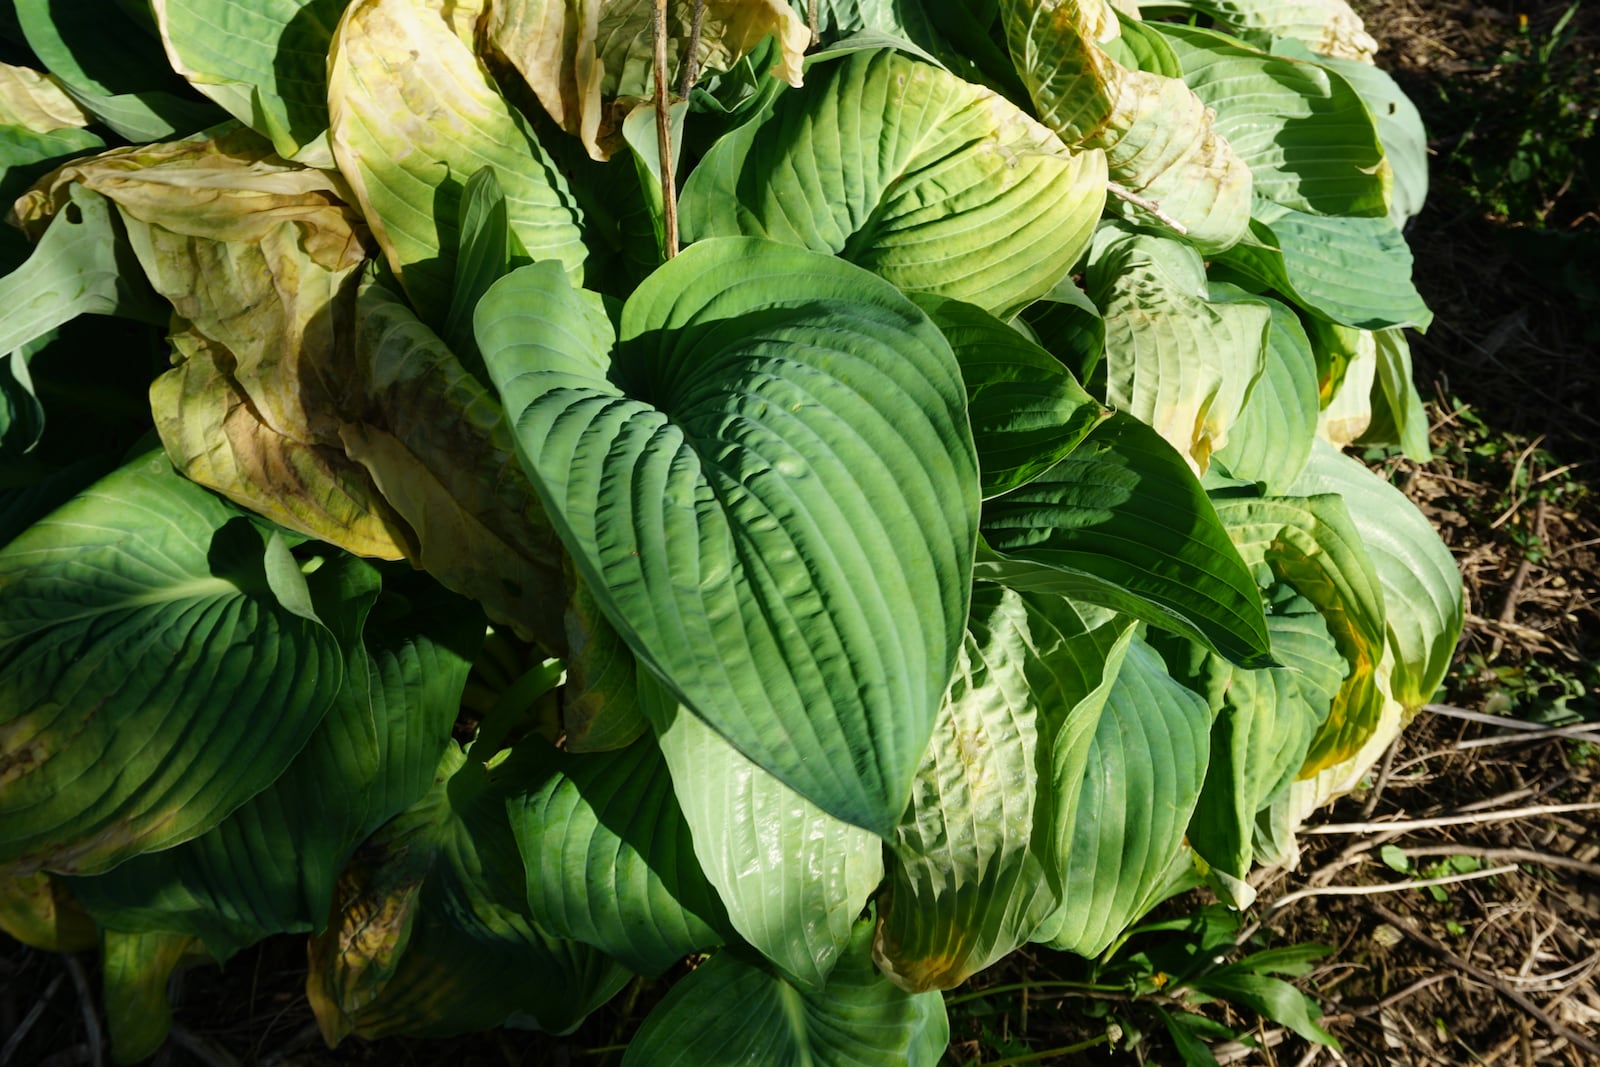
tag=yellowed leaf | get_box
[0,63,91,132]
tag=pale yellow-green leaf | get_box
[1310,322,1377,448]
[0,62,91,132]
[488,0,806,161]
[0,871,97,951]
[328,0,586,325]
[1086,226,1269,473]
[1001,0,1252,252]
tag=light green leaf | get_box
[479,240,979,835]
[645,677,883,990]
[0,453,343,875]
[14,0,224,141]
[308,745,631,1044]
[0,123,102,207]
[1211,290,1321,493]
[1361,328,1432,461]
[681,49,1107,319]
[328,0,586,327]
[979,412,1274,669]
[911,293,1107,500]
[1039,634,1211,957]
[621,916,948,1067]
[152,0,346,163]
[506,735,729,977]
[1152,23,1388,218]
[1085,226,1271,473]
[999,0,1252,252]
[873,585,1128,991]
[1217,201,1432,330]
[1288,440,1462,711]
[441,166,533,377]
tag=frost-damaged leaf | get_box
[911,293,1107,500]
[1162,0,1377,62]
[1000,0,1252,253]
[681,49,1107,320]
[1307,319,1377,448]
[644,677,883,990]
[1212,492,1387,775]
[0,453,343,875]
[1216,201,1431,331]
[16,127,409,558]
[1151,23,1389,220]
[309,745,631,1044]
[561,570,648,751]
[1037,634,1210,957]
[341,281,569,650]
[622,916,948,1067]
[153,0,347,164]
[506,735,729,977]
[1084,225,1270,474]
[328,0,586,327]
[873,586,1128,992]
[1289,441,1462,713]
[979,412,1274,669]
[68,566,480,963]
[0,63,92,132]
[479,240,979,835]
[488,0,807,161]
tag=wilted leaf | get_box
[0,63,91,132]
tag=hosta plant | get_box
[0,0,1461,1061]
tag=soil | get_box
[3,2,1598,1064]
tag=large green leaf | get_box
[153,0,347,163]
[680,49,1107,319]
[873,586,1129,991]
[0,123,102,207]
[68,566,479,961]
[1038,634,1211,957]
[999,0,1252,253]
[479,240,979,835]
[0,453,343,875]
[327,0,586,327]
[645,677,883,990]
[979,412,1274,669]
[621,916,949,1067]
[911,293,1107,500]
[1217,202,1432,331]
[506,735,729,977]
[1211,289,1321,493]
[308,745,631,1043]
[1152,23,1388,219]
[1212,491,1387,774]
[1270,37,1428,227]
[1288,441,1462,711]
[1085,226,1271,472]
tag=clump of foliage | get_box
[0,0,1462,1061]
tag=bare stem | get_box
[677,0,705,98]
[1106,181,1189,235]
[1302,801,1600,835]
[652,0,678,258]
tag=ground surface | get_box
[3,2,1598,1064]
